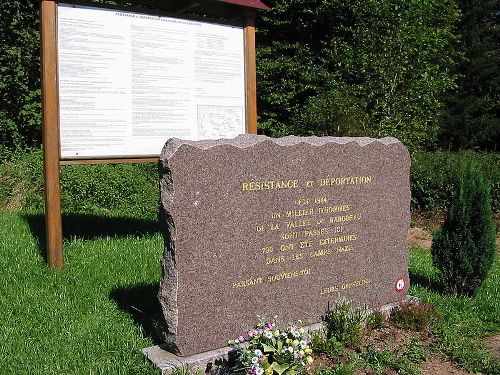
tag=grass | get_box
[310,247,499,375]
[409,246,500,374]
[0,207,498,374]
[0,210,163,374]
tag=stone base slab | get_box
[142,296,417,374]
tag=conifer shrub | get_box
[431,160,496,296]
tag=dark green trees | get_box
[0,0,41,159]
[440,0,500,151]
[431,160,496,296]
[257,0,460,149]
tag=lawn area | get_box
[0,210,162,375]
[0,209,498,374]
[409,246,499,373]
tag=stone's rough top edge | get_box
[160,135,403,160]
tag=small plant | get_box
[390,301,439,331]
[367,310,387,330]
[310,328,342,357]
[314,362,355,375]
[228,319,314,375]
[402,339,426,363]
[323,299,367,348]
[355,344,424,375]
[431,159,497,296]
[361,346,395,374]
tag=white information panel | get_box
[57,3,246,158]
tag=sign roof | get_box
[216,0,270,10]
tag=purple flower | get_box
[265,322,274,329]
[238,335,245,343]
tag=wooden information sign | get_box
[40,0,268,267]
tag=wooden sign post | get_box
[40,0,269,268]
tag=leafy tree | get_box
[0,0,463,156]
[440,0,500,151]
[0,0,41,159]
[257,0,460,149]
[431,159,496,296]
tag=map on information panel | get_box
[197,105,244,139]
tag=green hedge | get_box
[0,150,159,219]
[1,150,498,216]
[411,151,500,214]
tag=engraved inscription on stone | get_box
[158,135,411,356]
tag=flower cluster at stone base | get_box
[228,319,313,375]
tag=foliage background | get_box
[0,0,498,159]
[0,0,41,160]
[257,0,461,150]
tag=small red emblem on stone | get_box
[395,277,406,292]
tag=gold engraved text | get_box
[304,228,329,237]
[320,285,339,295]
[319,234,357,245]
[281,232,299,240]
[286,208,314,218]
[299,240,313,248]
[341,278,372,290]
[317,205,350,214]
[286,220,312,229]
[242,180,299,191]
[268,268,311,283]
[233,277,263,289]
[266,256,285,265]
[280,243,294,252]
[310,248,331,257]
[329,214,361,223]
[319,176,372,186]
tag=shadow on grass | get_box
[110,283,167,345]
[22,213,160,262]
[409,270,443,293]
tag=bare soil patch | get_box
[483,334,500,361]
[411,210,446,232]
[409,210,500,251]
[420,354,475,375]
[310,323,477,374]
[408,227,433,250]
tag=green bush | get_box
[0,150,159,219]
[323,299,367,348]
[310,328,343,358]
[431,160,497,296]
[390,301,439,331]
[410,151,500,214]
[257,0,460,150]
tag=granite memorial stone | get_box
[158,135,411,356]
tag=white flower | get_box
[287,346,294,353]
[264,330,273,339]
[254,349,263,357]
[251,356,259,365]
[292,330,301,338]
[300,340,308,349]
[256,367,264,375]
